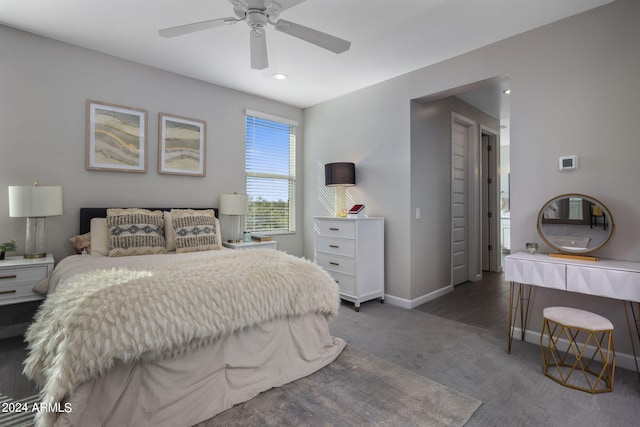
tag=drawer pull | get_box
[329,227,340,231]
[335,280,340,284]
[0,289,17,295]
[0,275,17,280]
[329,261,340,266]
[329,244,339,248]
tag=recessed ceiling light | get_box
[273,73,288,80]
[503,89,511,94]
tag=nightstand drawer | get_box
[0,265,48,285]
[316,253,355,275]
[0,281,42,303]
[329,271,356,296]
[315,236,355,257]
[315,220,355,239]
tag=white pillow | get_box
[90,218,109,256]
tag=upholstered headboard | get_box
[79,208,219,234]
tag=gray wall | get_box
[304,0,640,356]
[0,25,304,264]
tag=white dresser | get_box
[314,216,384,311]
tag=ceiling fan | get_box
[159,0,351,70]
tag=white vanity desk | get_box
[505,252,640,376]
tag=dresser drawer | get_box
[329,272,356,296]
[0,265,48,286]
[315,220,355,239]
[316,253,355,275]
[315,236,355,257]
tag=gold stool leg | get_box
[540,318,615,394]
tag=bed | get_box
[24,208,345,427]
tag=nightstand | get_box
[222,240,278,250]
[0,254,54,306]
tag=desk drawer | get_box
[315,236,355,257]
[567,265,640,303]
[316,253,355,275]
[504,257,566,290]
[315,220,355,239]
[0,266,48,286]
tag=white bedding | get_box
[24,250,344,427]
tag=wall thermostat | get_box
[559,155,578,171]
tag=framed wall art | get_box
[86,100,148,173]
[158,113,207,177]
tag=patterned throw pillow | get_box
[106,208,166,257]
[171,209,220,253]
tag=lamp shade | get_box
[325,163,356,187]
[9,186,63,217]
[219,193,248,215]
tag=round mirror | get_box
[537,194,615,254]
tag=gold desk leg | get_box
[508,282,531,354]
[624,301,640,383]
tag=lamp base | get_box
[24,217,47,259]
[24,253,46,259]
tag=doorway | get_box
[451,112,480,286]
[451,115,501,287]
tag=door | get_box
[451,117,471,286]
[481,128,500,272]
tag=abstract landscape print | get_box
[158,113,206,176]
[86,100,148,172]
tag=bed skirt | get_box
[52,314,345,427]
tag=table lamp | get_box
[325,162,356,217]
[8,183,63,258]
[219,192,248,243]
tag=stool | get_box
[540,306,615,394]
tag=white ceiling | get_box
[0,0,612,109]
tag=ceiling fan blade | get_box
[250,29,269,70]
[159,17,238,38]
[274,19,350,54]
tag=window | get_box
[245,110,297,233]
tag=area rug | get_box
[0,393,37,427]
[195,346,482,426]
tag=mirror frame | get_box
[537,193,615,255]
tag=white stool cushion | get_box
[543,306,614,331]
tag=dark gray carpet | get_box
[195,346,481,427]
[330,302,640,427]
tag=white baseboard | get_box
[384,285,454,309]
[512,326,638,373]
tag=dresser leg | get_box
[508,282,531,354]
[624,301,640,383]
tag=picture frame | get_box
[158,113,207,177]
[86,100,148,173]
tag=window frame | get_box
[245,109,297,234]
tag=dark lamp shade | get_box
[325,162,356,187]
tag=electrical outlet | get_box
[416,208,421,219]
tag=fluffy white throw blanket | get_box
[24,250,340,427]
